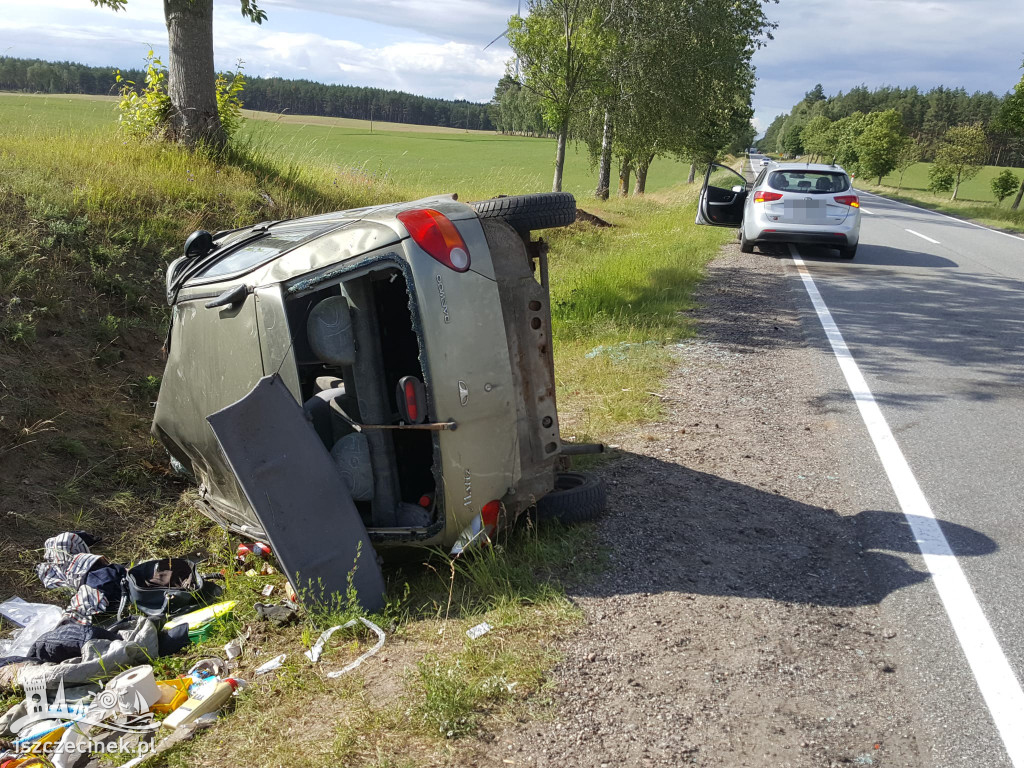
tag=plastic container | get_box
[163,600,236,635]
[151,677,191,714]
[162,678,238,729]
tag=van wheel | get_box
[839,244,857,259]
[739,229,755,253]
[470,193,577,233]
[536,472,607,524]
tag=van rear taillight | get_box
[481,500,501,531]
[396,375,427,424]
[834,195,860,207]
[396,209,471,272]
[754,191,783,203]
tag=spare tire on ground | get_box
[535,471,607,525]
[470,192,576,233]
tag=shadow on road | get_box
[573,451,996,607]
[747,245,1024,405]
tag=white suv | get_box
[696,162,862,259]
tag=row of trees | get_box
[502,0,776,195]
[238,77,493,130]
[490,76,548,136]
[762,83,1023,168]
[771,67,1024,207]
[0,56,494,132]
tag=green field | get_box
[0,92,694,199]
[876,161,1021,203]
[854,160,1024,233]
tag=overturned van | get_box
[152,192,605,559]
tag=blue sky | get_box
[1,0,1022,130]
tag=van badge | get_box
[458,381,469,406]
[436,275,450,324]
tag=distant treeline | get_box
[0,56,494,131]
[761,84,1022,167]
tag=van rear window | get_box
[767,170,849,194]
[193,222,338,281]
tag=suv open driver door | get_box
[695,163,749,227]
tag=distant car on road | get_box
[695,161,862,259]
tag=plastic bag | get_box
[0,597,64,657]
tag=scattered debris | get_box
[254,600,299,627]
[255,654,286,676]
[303,617,386,678]
[223,638,243,661]
[164,677,238,728]
[585,340,663,362]
[466,622,493,640]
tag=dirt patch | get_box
[575,208,614,227]
[480,244,923,766]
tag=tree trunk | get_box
[164,0,225,149]
[618,157,632,197]
[595,109,613,200]
[951,181,959,201]
[633,154,653,195]
[687,162,696,184]
[552,116,569,192]
[1012,177,1024,211]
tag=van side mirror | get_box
[184,230,215,259]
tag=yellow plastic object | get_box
[25,726,65,753]
[9,757,57,767]
[151,677,191,714]
[163,601,237,632]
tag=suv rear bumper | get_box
[753,230,851,246]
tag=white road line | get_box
[857,189,1024,244]
[905,228,940,244]
[789,242,1024,767]
[860,207,874,215]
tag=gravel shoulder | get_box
[482,242,925,767]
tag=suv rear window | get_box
[767,170,849,194]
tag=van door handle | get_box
[205,284,248,309]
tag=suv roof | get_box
[770,162,848,174]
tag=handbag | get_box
[120,558,223,622]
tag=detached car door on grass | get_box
[696,163,749,227]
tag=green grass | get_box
[548,189,730,436]
[0,92,695,199]
[856,162,1024,233]
[0,93,729,767]
[875,161,1020,203]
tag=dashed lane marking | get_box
[905,228,940,244]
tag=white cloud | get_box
[752,0,1024,129]
[261,0,515,46]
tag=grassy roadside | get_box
[0,106,728,765]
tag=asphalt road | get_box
[780,190,1024,766]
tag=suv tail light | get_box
[834,195,860,207]
[754,191,783,203]
[396,209,471,272]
